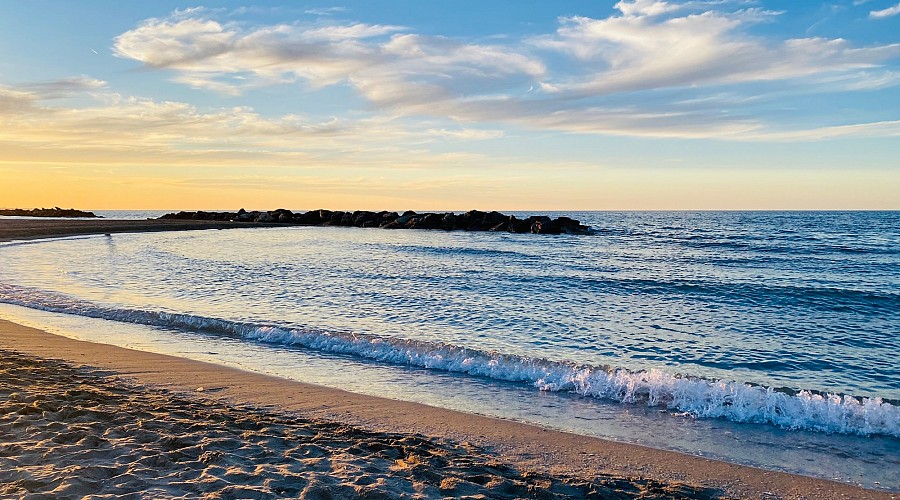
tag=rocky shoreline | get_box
[159,209,593,235]
[0,207,100,218]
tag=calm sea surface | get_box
[1,211,897,488]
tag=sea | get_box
[0,210,897,490]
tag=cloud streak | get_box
[870,2,900,18]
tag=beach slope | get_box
[0,319,892,499]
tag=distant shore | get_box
[0,219,893,499]
[0,207,100,218]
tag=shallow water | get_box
[1,211,898,489]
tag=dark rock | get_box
[531,218,561,234]
[440,213,458,230]
[378,212,399,227]
[271,209,294,223]
[326,211,345,226]
[158,211,194,220]
[555,216,593,234]
[409,213,444,230]
[350,211,375,227]
[498,216,532,233]
[483,211,507,227]
[297,209,327,225]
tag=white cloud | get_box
[113,18,237,69]
[532,11,900,97]
[615,0,679,17]
[105,4,900,140]
[870,2,900,18]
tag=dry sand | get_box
[0,219,895,499]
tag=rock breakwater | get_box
[0,207,99,218]
[158,209,593,234]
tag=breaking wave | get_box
[1,282,897,438]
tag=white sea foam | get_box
[1,282,898,438]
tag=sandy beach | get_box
[0,219,895,499]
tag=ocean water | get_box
[1,211,898,489]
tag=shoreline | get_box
[2,319,893,499]
[0,344,719,499]
[0,219,895,498]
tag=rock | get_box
[300,209,331,225]
[440,213,458,230]
[349,211,375,227]
[409,213,444,230]
[327,211,345,226]
[270,209,294,223]
[158,211,194,220]
[483,211,507,228]
[378,212,400,227]
[530,217,561,234]
[237,211,257,222]
[556,216,593,234]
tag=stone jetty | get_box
[158,209,593,235]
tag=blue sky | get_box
[1,1,898,209]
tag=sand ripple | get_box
[0,350,723,499]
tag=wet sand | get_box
[0,219,895,499]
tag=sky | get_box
[1,0,898,210]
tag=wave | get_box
[1,282,897,438]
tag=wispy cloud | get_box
[61,2,900,140]
[745,120,900,141]
[0,79,513,174]
[20,76,107,98]
[870,1,900,18]
[304,7,348,16]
